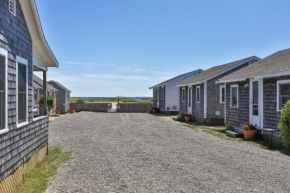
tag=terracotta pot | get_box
[152,109,157,113]
[242,129,257,140]
[184,115,192,122]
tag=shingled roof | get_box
[149,69,203,89]
[217,49,290,82]
[177,56,260,86]
[33,75,58,91]
[48,80,71,92]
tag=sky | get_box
[35,0,290,97]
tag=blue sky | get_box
[35,0,290,97]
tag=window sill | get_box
[0,128,9,135]
[33,115,48,122]
[230,106,239,108]
[17,121,29,128]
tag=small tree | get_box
[278,100,290,149]
[38,95,55,110]
[76,98,86,104]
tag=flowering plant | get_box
[241,121,257,131]
[183,113,192,117]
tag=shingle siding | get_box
[263,76,290,129]
[47,83,70,113]
[225,81,250,127]
[152,86,165,111]
[0,0,49,181]
[179,87,188,115]
[192,84,204,121]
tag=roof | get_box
[177,56,260,86]
[33,75,58,91]
[19,0,59,68]
[217,49,290,82]
[149,69,203,89]
[48,80,71,92]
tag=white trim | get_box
[182,87,186,102]
[224,83,227,124]
[230,85,239,108]
[219,85,225,104]
[33,115,48,122]
[260,79,264,128]
[187,86,192,114]
[276,79,290,111]
[0,48,8,133]
[216,78,247,84]
[161,86,164,100]
[9,0,17,16]
[204,82,207,118]
[255,70,290,79]
[16,56,29,128]
[196,86,200,103]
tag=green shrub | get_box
[279,100,290,149]
[76,98,86,103]
[38,95,55,109]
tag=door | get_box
[188,86,192,114]
[156,88,160,108]
[250,80,260,127]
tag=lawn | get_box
[15,147,70,193]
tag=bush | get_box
[76,98,86,103]
[279,100,290,149]
[38,95,55,110]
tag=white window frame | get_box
[196,86,200,103]
[277,79,290,111]
[0,48,8,135]
[161,87,164,100]
[182,88,185,102]
[16,56,29,128]
[9,0,17,16]
[220,85,225,104]
[230,85,239,108]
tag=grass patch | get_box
[182,123,290,156]
[16,147,70,193]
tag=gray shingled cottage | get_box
[176,56,260,125]
[48,80,71,113]
[0,0,58,191]
[150,69,203,113]
[33,75,58,115]
[217,49,290,133]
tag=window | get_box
[230,85,238,108]
[252,81,259,115]
[9,0,16,16]
[17,57,28,126]
[0,54,6,132]
[277,80,290,111]
[182,88,185,102]
[161,87,164,100]
[196,86,200,103]
[220,85,225,103]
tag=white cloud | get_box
[118,66,146,72]
[116,87,123,90]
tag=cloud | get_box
[116,87,123,90]
[63,61,110,66]
[118,66,146,72]
[84,74,149,81]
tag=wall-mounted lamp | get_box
[244,83,249,88]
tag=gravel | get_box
[47,112,290,193]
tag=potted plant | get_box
[55,110,61,115]
[38,95,55,116]
[183,113,192,122]
[241,121,258,139]
[152,108,158,113]
[69,108,75,114]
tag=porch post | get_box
[43,70,47,116]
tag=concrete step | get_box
[233,126,243,134]
[226,130,243,138]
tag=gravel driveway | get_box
[47,112,290,193]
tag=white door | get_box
[188,86,192,114]
[157,88,160,108]
[250,79,260,127]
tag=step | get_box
[233,126,243,134]
[226,130,243,138]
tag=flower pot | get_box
[152,109,157,113]
[184,115,192,122]
[242,129,257,140]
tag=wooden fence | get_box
[119,103,152,113]
[70,103,111,112]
